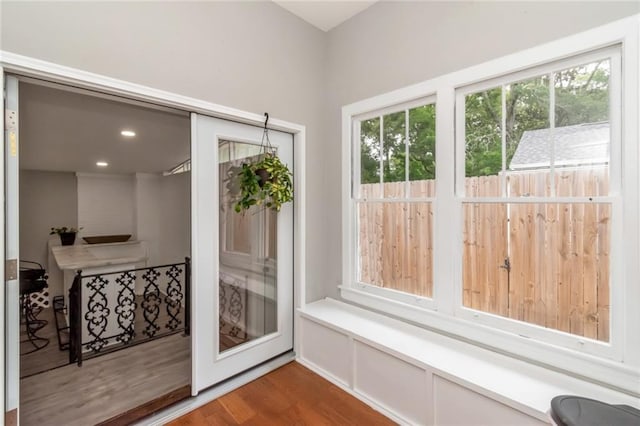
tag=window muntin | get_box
[355,101,436,298]
[458,52,618,343]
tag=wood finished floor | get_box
[20,333,190,426]
[20,306,68,377]
[167,362,395,426]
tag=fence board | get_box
[597,204,611,342]
[358,166,610,342]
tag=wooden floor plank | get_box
[167,362,394,426]
[200,401,239,425]
[217,392,256,424]
[20,333,190,426]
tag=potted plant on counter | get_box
[50,226,82,246]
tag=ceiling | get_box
[19,82,191,175]
[273,1,377,32]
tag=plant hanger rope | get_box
[233,111,294,213]
[260,112,276,156]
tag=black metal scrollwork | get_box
[219,284,226,332]
[142,268,161,338]
[84,275,110,352]
[70,260,190,365]
[228,284,243,337]
[115,271,137,343]
[164,265,184,331]
[219,274,246,340]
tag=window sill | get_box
[312,294,639,413]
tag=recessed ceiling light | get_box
[121,130,136,137]
[96,161,109,167]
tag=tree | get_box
[359,60,610,181]
[464,61,609,177]
[360,105,436,184]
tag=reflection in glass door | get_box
[218,140,278,353]
[191,113,293,392]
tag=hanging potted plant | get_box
[50,226,82,246]
[234,113,293,213]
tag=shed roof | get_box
[509,122,609,170]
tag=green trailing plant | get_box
[235,153,293,213]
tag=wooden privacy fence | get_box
[358,167,610,342]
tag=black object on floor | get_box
[19,260,50,354]
[550,395,640,426]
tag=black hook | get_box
[264,112,269,130]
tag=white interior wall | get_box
[19,170,77,296]
[158,172,191,265]
[0,1,327,302]
[4,2,640,422]
[323,1,640,299]
[76,173,135,238]
[4,0,639,314]
[134,173,162,266]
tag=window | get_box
[342,18,639,395]
[457,50,618,344]
[355,101,436,299]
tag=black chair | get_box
[550,395,640,426]
[20,260,50,354]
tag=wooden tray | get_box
[82,234,132,244]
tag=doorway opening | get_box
[15,78,192,425]
[3,53,305,426]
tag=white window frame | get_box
[340,16,640,395]
[352,95,438,309]
[454,46,622,360]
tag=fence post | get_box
[68,270,83,367]
[184,257,191,337]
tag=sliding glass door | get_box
[191,114,293,392]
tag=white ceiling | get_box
[19,82,191,175]
[273,1,377,32]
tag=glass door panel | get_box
[218,140,278,353]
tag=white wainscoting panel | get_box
[354,341,431,425]
[297,299,639,426]
[433,375,547,426]
[300,318,351,386]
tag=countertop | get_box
[51,240,148,270]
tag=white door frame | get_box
[0,50,306,406]
[0,67,7,425]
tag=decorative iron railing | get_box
[69,258,190,366]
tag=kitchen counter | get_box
[51,240,149,350]
[51,240,148,270]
